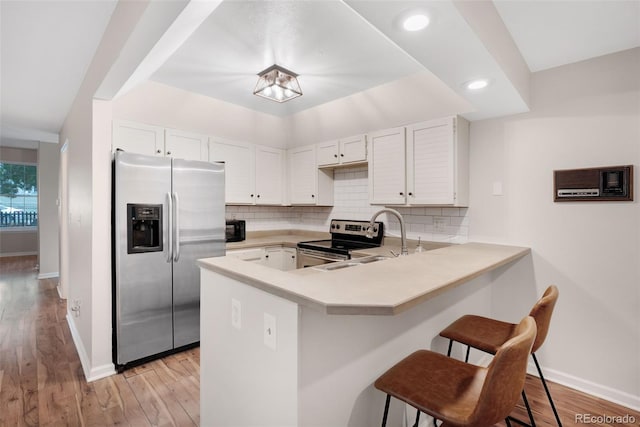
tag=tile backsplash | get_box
[226,166,469,243]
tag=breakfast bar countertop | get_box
[199,240,531,315]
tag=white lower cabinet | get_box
[262,246,297,271]
[226,248,263,263]
[228,247,296,271]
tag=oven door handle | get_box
[298,249,348,262]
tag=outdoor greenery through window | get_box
[0,162,38,228]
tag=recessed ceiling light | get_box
[403,14,429,32]
[465,79,490,91]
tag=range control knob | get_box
[336,224,341,230]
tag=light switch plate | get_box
[264,313,277,350]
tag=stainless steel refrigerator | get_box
[113,151,225,369]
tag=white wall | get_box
[59,0,153,381]
[469,48,640,407]
[285,71,472,147]
[112,81,287,148]
[37,142,60,278]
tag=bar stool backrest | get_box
[528,285,559,353]
[467,316,536,427]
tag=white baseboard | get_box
[56,284,65,300]
[535,363,640,412]
[66,312,116,383]
[473,354,639,412]
[38,271,59,279]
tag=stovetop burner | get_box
[297,219,384,256]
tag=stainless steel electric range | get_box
[297,219,384,268]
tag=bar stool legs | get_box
[533,353,563,427]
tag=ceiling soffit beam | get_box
[95,0,223,101]
[1,125,59,144]
[452,0,531,107]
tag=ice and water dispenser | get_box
[127,204,163,254]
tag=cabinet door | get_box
[255,145,284,205]
[112,121,163,156]
[289,145,317,204]
[165,129,208,161]
[210,139,255,204]
[368,127,406,205]
[340,135,367,164]
[407,117,455,205]
[317,140,339,166]
[281,247,297,271]
[262,247,284,269]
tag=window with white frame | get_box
[0,162,38,228]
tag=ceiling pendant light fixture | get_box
[253,64,302,103]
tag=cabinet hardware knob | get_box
[334,154,338,158]
[311,194,315,198]
[399,192,404,196]
[167,151,171,155]
[265,255,269,258]
[257,194,260,198]
[250,194,254,197]
[291,255,295,258]
[156,149,162,154]
[408,192,413,196]
[340,154,344,157]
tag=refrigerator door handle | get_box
[166,192,173,263]
[173,192,180,262]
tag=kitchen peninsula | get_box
[198,235,530,426]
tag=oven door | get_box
[297,248,349,269]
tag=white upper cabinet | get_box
[369,116,469,207]
[210,139,255,204]
[210,139,285,205]
[340,134,367,164]
[112,121,208,161]
[165,128,209,161]
[317,135,367,167]
[255,145,285,205]
[368,127,407,205]
[112,121,164,156]
[316,140,340,166]
[406,117,468,206]
[288,145,334,205]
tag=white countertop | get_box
[199,234,530,315]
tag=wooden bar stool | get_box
[375,316,536,427]
[439,285,561,427]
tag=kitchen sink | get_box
[313,255,391,271]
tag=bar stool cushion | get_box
[375,350,486,424]
[439,315,514,355]
[440,285,559,355]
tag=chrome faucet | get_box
[368,208,408,256]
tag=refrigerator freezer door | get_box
[172,158,225,348]
[114,152,174,365]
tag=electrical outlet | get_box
[433,217,447,233]
[231,299,241,329]
[264,313,277,350]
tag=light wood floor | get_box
[1,255,638,426]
